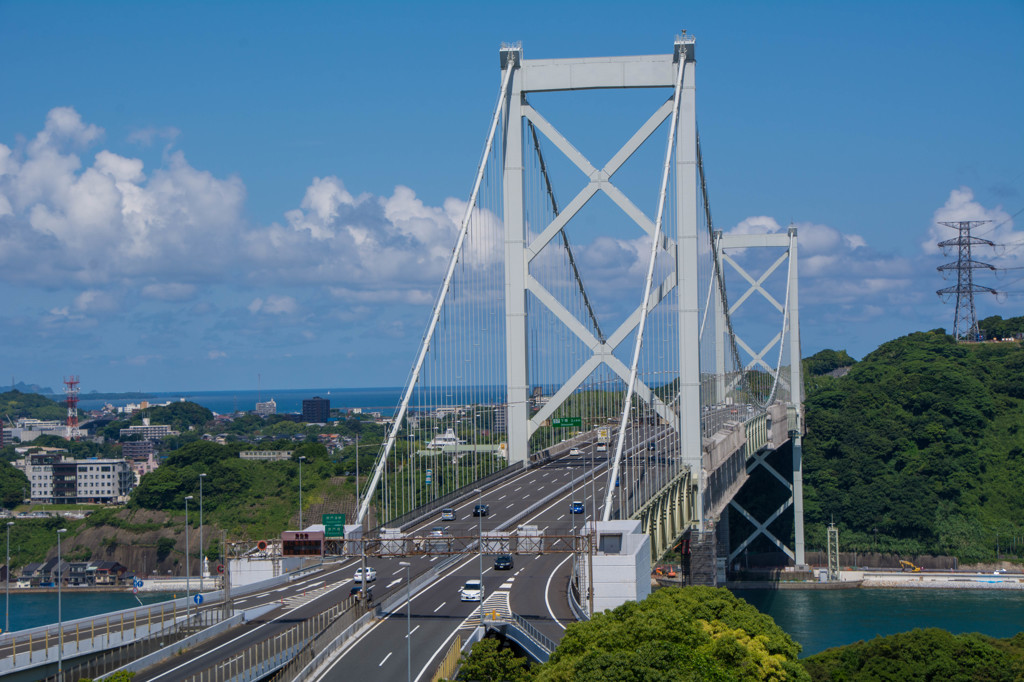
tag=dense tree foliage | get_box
[802,628,1024,681]
[0,389,66,421]
[0,460,28,507]
[457,638,532,682]
[128,440,337,538]
[532,586,808,681]
[802,329,1024,561]
[979,314,1024,340]
[803,349,856,377]
[131,401,214,432]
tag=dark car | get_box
[350,584,373,601]
[473,504,490,517]
[494,554,514,570]
[648,440,656,451]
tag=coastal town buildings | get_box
[119,418,178,440]
[301,396,330,423]
[24,452,135,504]
[255,398,277,416]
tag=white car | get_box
[460,579,484,602]
[569,448,581,455]
[354,567,376,583]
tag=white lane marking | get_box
[379,652,393,667]
[523,494,530,499]
[385,578,402,588]
[414,597,492,682]
[433,601,447,612]
[534,555,541,560]
[557,514,565,520]
[500,582,513,589]
[514,486,522,492]
[319,553,483,676]
[146,565,347,682]
[393,568,404,575]
[538,486,545,491]
[430,556,439,562]
[498,495,507,500]
[406,625,420,638]
[545,555,573,630]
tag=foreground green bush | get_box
[802,628,1024,681]
[534,586,808,681]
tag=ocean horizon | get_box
[76,386,406,416]
[75,385,511,417]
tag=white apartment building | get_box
[239,450,293,461]
[119,418,178,440]
[26,453,135,504]
[255,399,277,416]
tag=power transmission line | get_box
[936,220,998,341]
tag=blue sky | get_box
[1,1,1021,392]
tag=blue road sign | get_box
[134,579,144,588]
[194,594,204,605]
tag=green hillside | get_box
[801,325,1024,562]
[0,390,66,422]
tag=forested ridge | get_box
[801,316,1024,562]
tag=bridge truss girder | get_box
[716,228,805,566]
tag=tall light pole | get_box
[199,472,207,587]
[298,456,306,529]
[6,521,13,633]
[475,487,483,626]
[399,560,411,682]
[56,527,67,682]
[184,495,193,620]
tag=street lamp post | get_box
[199,473,206,589]
[475,487,483,626]
[399,560,411,682]
[6,521,13,633]
[57,527,67,682]
[298,456,306,529]
[185,495,193,620]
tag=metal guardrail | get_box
[431,634,462,682]
[268,599,373,682]
[181,594,366,682]
[45,609,227,682]
[509,612,557,654]
[568,572,590,622]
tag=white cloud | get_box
[248,295,297,315]
[127,126,180,146]
[74,289,119,314]
[923,187,1020,265]
[207,350,227,360]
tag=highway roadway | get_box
[135,443,605,681]
[145,425,668,681]
[315,448,613,682]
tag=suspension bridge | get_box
[352,34,805,574]
[2,36,807,682]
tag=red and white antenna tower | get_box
[64,375,80,440]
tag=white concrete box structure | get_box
[577,520,651,614]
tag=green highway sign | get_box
[322,513,346,538]
[552,417,582,428]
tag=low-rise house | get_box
[92,560,128,585]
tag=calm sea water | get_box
[10,587,1021,647]
[3,590,176,633]
[77,387,406,416]
[76,386,510,416]
[733,588,1024,656]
